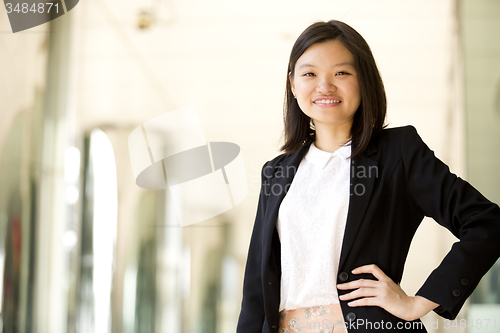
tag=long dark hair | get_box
[280,20,387,157]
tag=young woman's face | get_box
[290,39,361,132]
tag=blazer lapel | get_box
[338,142,378,269]
[262,140,313,263]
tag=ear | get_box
[288,71,295,94]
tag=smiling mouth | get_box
[313,99,341,104]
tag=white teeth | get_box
[315,100,340,104]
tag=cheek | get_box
[295,81,309,95]
[347,83,361,104]
[354,89,361,104]
[292,84,302,97]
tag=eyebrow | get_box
[298,62,354,69]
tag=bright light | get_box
[63,230,78,250]
[65,185,79,205]
[90,129,117,333]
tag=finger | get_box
[339,288,380,301]
[352,264,389,281]
[337,279,380,290]
[346,296,381,308]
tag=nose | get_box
[316,75,336,94]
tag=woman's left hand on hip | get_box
[337,264,439,321]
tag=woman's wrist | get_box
[410,296,439,321]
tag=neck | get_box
[313,122,352,153]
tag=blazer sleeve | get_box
[237,161,270,333]
[400,125,500,320]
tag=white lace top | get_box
[276,140,351,311]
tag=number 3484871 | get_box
[5,3,59,14]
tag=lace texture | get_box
[277,142,351,312]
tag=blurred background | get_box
[1,0,500,332]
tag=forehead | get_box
[296,39,354,67]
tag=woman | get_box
[237,20,500,333]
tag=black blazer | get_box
[237,125,500,333]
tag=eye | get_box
[336,71,350,76]
[303,72,315,77]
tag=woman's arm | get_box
[339,126,500,321]
[236,161,270,333]
[401,126,500,319]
